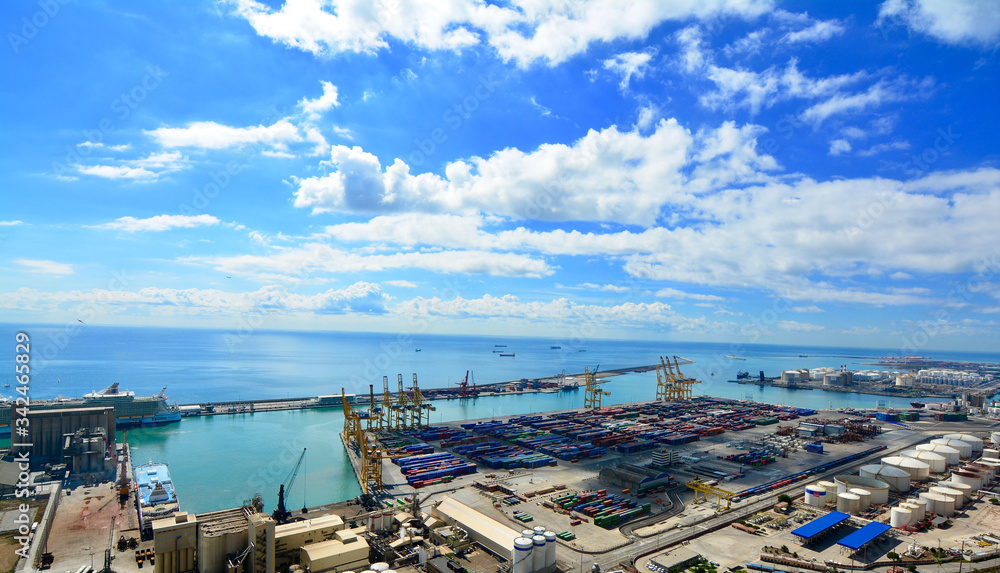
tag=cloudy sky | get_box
[2,0,1000,350]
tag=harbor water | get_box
[3,323,997,514]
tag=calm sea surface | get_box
[3,324,997,514]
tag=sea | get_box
[3,323,999,515]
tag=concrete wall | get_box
[153,512,198,573]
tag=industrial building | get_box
[12,406,116,472]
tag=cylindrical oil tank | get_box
[817,481,838,502]
[944,434,983,454]
[890,507,912,527]
[837,492,860,515]
[860,464,911,493]
[849,488,871,510]
[900,502,922,522]
[973,459,1000,477]
[880,457,931,480]
[967,462,996,479]
[930,486,964,509]
[931,438,972,459]
[951,471,983,492]
[532,535,546,572]
[918,443,960,465]
[805,485,826,507]
[991,431,1000,447]
[984,448,1000,459]
[939,480,972,501]
[513,538,533,573]
[901,450,947,473]
[908,498,928,520]
[919,492,950,517]
[372,564,389,572]
[544,531,557,570]
[533,526,546,536]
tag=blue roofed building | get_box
[791,511,850,544]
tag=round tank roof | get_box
[860,464,910,478]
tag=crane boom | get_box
[284,448,306,492]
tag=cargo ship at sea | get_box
[134,461,179,535]
[0,383,181,436]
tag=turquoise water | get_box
[3,323,996,514]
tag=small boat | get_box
[550,346,561,349]
[494,344,506,347]
[910,402,925,408]
[578,349,586,352]
[799,354,808,358]
[415,349,421,352]
[499,353,515,357]
[725,355,746,361]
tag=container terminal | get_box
[5,357,1000,573]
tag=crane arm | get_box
[284,448,306,491]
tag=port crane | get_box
[457,370,478,398]
[583,366,610,410]
[272,447,306,524]
[382,375,395,431]
[343,388,362,450]
[396,374,410,431]
[685,477,734,512]
[671,356,701,400]
[409,373,434,429]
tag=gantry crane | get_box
[655,357,674,402]
[672,356,701,400]
[367,384,382,432]
[396,374,410,431]
[458,370,478,398]
[583,366,610,410]
[410,373,434,428]
[382,375,395,431]
[685,477,734,512]
[273,447,306,524]
[360,439,384,495]
[343,388,362,450]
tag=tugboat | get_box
[910,402,925,408]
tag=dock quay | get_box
[175,362,671,417]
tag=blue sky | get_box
[2,0,1000,350]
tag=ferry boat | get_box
[0,383,181,436]
[134,462,179,534]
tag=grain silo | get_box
[543,531,557,570]
[513,538,533,573]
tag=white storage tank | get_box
[805,485,826,507]
[965,464,995,483]
[860,464,911,493]
[890,506,912,527]
[938,480,972,501]
[951,471,983,492]
[931,438,972,459]
[930,486,964,509]
[513,538,533,573]
[544,531,557,570]
[881,456,931,480]
[372,564,389,572]
[915,443,960,466]
[972,458,1000,477]
[944,434,983,454]
[817,480,838,502]
[837,492,860,515]
[900,502,922,522]
[532,535,546,572]
[908,498,928,520]
[849,488,871,510]
[901,450,947,473]
[991,431,1000,447]
[533,526,546,536]
[984,448,1000,459]
[919,492,954,517]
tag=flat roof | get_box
[791,511,850,540]
[837,522,891,550]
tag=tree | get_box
[777,494,793,504]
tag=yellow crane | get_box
[672,356,701,400]
[360,439,384,495]
[396,374,410,431]
[686,477,734,512]
[655,356,675,401]
[381,375,395,431]
[342,388,362,450]
[583,366,610,410]
[409,373,434,429]
[367,384,382,432]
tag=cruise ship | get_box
[0,383,181,436]
[134,462,180,534]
